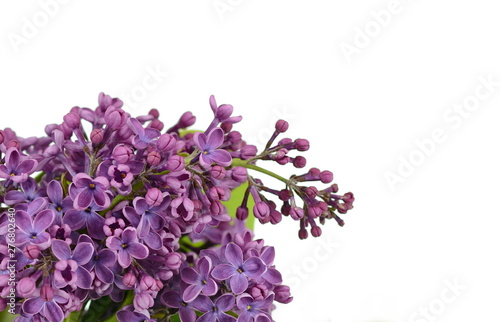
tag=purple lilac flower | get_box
[14,209,54,250]
[46,180,73,226]
[161,290,198,322]
[122,192,169,239]
[211,243,266,294]
[193,293,236,322]
[63,202,106,239]
[22,283,69,322]
[0,147,38,183]
[4,177,45,205]
[79,235,117,284]
[69,173,111,210]
[193,128,232,169]
[108,164,134,195]
[51,239,94,289]
[128,118,160,149]
[235,293,274,322]
[106,227,149,268]
[180,256,218,302]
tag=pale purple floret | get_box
[236,293,274,322]
[4,177,45,205]
[0,147,38,183]
[46,179,73,226]
[106,227,149,268]
[193,293,236,322]
[211,243,266,294]
[69,173,111,210]
[128,118,160,149]
[108,164,134,195]
[79,235,117,284]
[63,202,106,239]
[14,209,54,250]
[22,284,69,322]
[193,128,232,169]
[122,193,169,239]
[51,239,94,289]
[161,290,198,322]
[180,256,218,303]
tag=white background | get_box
[1,1,500,321]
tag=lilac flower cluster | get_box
[0,93,354,321]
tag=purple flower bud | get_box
[156,133,176,152]
[293,156,307,168]
[274,285,293,304]
[320,170,333,183]
[311,226,322,237]
[105,107,127,130]
[220,122,232,133]
[149,108,159,119]
[134,292,154,310]
[298,228,308,240]
[165,252,182,270]
[290,207,304,220]
[179,111,196,128]
[269,209,282,224]
[236,206,248,220]
[275,119,289,133]
[231,166,247,183]
[216,104,233,120]
[240,145,257,160]
[278,138,293,146]
[17,277,36,298]
[253,202,270,219]
[140,275,161,292]
[7,140,20,150]
[210,165,226,180]
[294,139,310,151]
[279,189,291,201]
[210,200,224,215]
[166,155,184,171]
[305,186,318,198]
[149,119,164,131]
[147,150,161,166]
[90,129,104,144]
[122,272,137,288]
[113,145,134,163]
[145,188,164,207]
[250,284,269,301]
[342,192,355,203]
[23,245,40,260]
[209,186,226,201]
[63,112,80,129]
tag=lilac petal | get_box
[263,268,282,284]
[52,239,71,260]
[63,210,86,230]
[242,257,266,278]
[255,314,272,322]
[106,236,123,251]
[192,295,213,312]
[143,128,160,141]
[93,190,111,209]
[43,302,64,322]
[15,210,32,233]
[209,95,217,113]
[136,216,151,238]
[73,173,93,188]
[202,278,218,296]
[225,243,243,267]
[133,198,149,214]
[206,128,225,150]
[123,206,140,225]
[6,148,20,167]
[209,149,232,167]
[211,264,236,280]
[162,291,182,308]
[121,228,138,244]
[4,190,26,204]
[179,307,197,322]
[197,313,216,322]
[229,273,248,294]
[260,247,275,266]
[17,159,38,174]
[181,267,200,284]
[142,231,162,250]
[47,180,63,203]
[198,257,212,277]
[149,212,164,231]
[253,294,275,309]
[215,293,235,312]
[33,209,55,232]
[96,265,114,284]
[28,197,49,215]
[183,284,203,303]
[75,266,93,289]
[238,313,253,322]
[193,132,207,151]
[117,250,132,268]
[86,212,106,239]
[72,242,94,265]
[117,310,149,322]
[74,189,93,210]
[128,118,144,135]
[93,176,111,189]
[22,297,44,314]
[97,249,117,266]
[236,294,253,309]
[31,232,50,245]
[127,242,148,260]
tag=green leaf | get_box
[0,309,17,322]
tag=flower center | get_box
[121,243,128,249]
[89,183,96,189]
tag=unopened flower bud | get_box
[231,166,247,183]
[294,139,310,151]
[113,145,133,163]
[274,285,293,304]
[320,170,333,183]
[63,112,80,129]
[165,252,182,270]
[236,206,248,220]
[253,202,270,219]
[240,145,257,160]
[23,245,40,260]
[90,129,104,144]
[210,165,226,180]
[156,133,176,152]
[122,272,137,288]
[17,277,36,297]
[293,156,307,168]
[311,226,322,237]
[298,228,308,240]
[179,111,196,128]
[275,119,289,133]
[147,150,161,166]
[149,108,159,119]
[145,188,164,207]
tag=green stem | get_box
[231,158,289,185]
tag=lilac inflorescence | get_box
[0,93,353,321]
